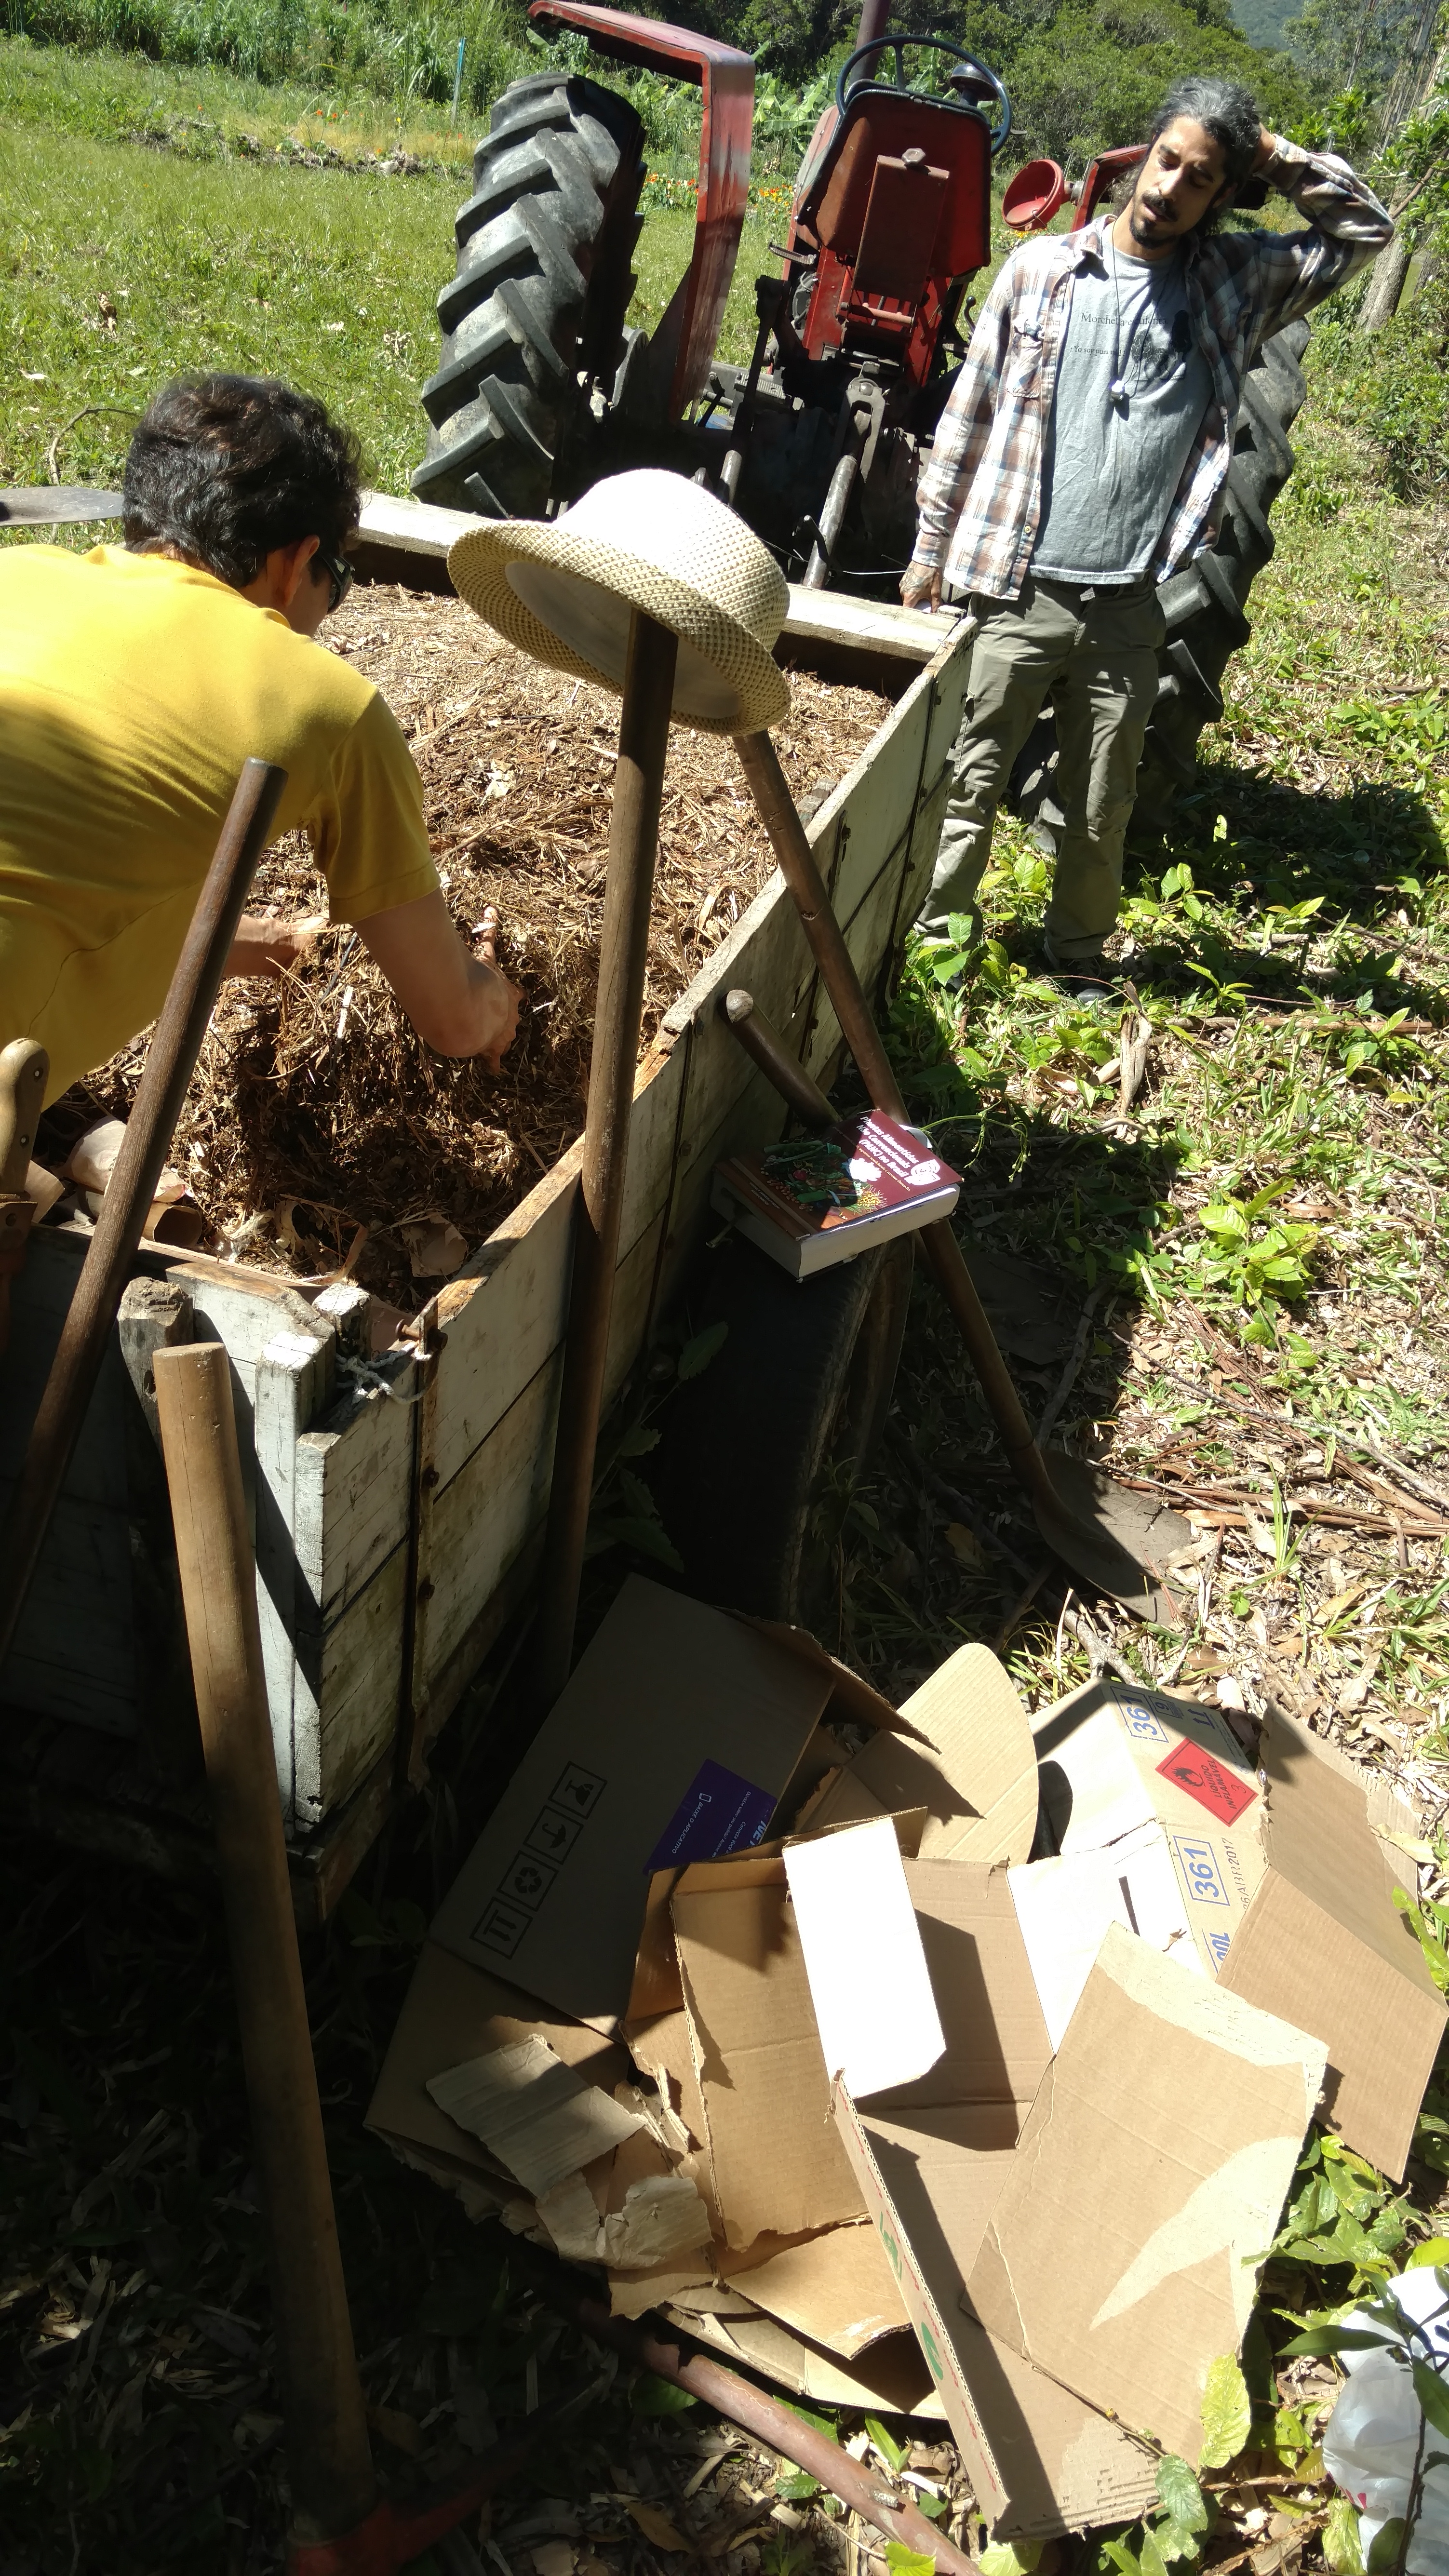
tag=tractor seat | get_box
[795,87,992,282]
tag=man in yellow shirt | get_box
[0,373,519,1107]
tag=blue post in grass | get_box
[450,37,466,124]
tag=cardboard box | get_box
[1029,1681,1445,2180]
[430,1577,901,2031]
[785,1816,1327,2533]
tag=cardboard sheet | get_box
[808,1642,1040,1865]
[365,1941,630,2174]
[431,1578,835,2028]
[672,1855,867,2249]
[966,1926,1327,2463]
[1219,1706,1445,2180]
[426,2038,647,2195]
[784,1817,945,2097]
[723,2222,911,2359]
[1008,1823,1205,2047]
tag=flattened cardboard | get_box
[366,1941,630,2175]
[1008,1822,1206,2047]
[784,1817,945,2098]
[722,2222,912,2359]
[786,1831,1156,2536]
[671,2298,944,2418]
[672,1853,867,2250]
[808,1643,1039,1865]
[425,2038,647,2196]
[431,1579,835,2028]
[1218,1706,1445,2181]
[967,1926,1326,2464]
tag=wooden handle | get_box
[0,1039,49,1195]
[154,1342,376,2547]
[533,610,678,1710]
[0,759,285,1672]
[722,989,836,1130]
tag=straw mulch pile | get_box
[89,585,890,1309]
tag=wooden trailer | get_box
[0,500,972,1919]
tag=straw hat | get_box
[447,469,791,736]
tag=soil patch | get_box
[85,584,889,1308]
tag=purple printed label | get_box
[644,1759,777,1873]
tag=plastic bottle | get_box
[1322,2266,1449,2574]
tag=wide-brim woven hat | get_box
[447,468,791,737]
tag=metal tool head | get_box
[1036,1449,1195,1624]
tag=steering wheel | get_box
[834,32,1011,155]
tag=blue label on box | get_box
[1174,1835,1229,1907]
[645,1758,777,1873]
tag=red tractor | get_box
[414,1,1305,818]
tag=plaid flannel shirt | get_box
[913,138,1394,601]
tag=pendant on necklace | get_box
[1109,377,1128,403]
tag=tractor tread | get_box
[414,70,645,517]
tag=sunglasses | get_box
[314,540,356,615]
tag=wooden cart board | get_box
[0,541,973,1920]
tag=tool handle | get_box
[155,1340,376,2547]
[722,988,836,1129]
[0,759,286,1670]
[735,728,1048,1474]
[0,1039,49,1194]
[735,730,910,1118]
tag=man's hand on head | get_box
[1252,126,1278,175]
[901,563,944,612]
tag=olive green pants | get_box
[919,574,1166,958]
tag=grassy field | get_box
[0,35,774,499]
[5,32,1449,2574]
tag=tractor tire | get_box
[652,1232,913,1628]
[413,72,646,519]
[1009,318,1311,838]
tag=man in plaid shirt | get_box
[904,75,1393,993]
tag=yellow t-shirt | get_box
[0,543,439,1103]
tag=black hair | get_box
[1150,75,1262,197]
[122,375,362,589]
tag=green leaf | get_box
[1366,2519,1406,2574]
[774,2469,822,2499]
[1155,2457,1208,2536]
[978,2547,1044,2576]
[882,2549,934,2576]
[1412,2354,1449,2439]
[1277,2324,1400,2357]
[630,2371,697,2415]
[1100,2546,1143,2576]
[1322,2497,1365,2574]
[1408,2238,1449,2268]
[615,1423,660,1457]
[1138,2532,1172,2576]
[677,1320,728,1380]
[865,2413,907,2472]
[1198,2355,1252,2469]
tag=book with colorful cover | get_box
[711,1111,962,1279]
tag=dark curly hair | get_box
[1150,75,1263,205]
[123,375,362,590]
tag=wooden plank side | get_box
[301,625,973,1809]
[293,1364,419,1627]
[254,1325,334,1827]
[413,1202,664,1705]
[306,1543,411,1823]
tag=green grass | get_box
[0,42,776,501]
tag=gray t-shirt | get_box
[1032,242,1213,585]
